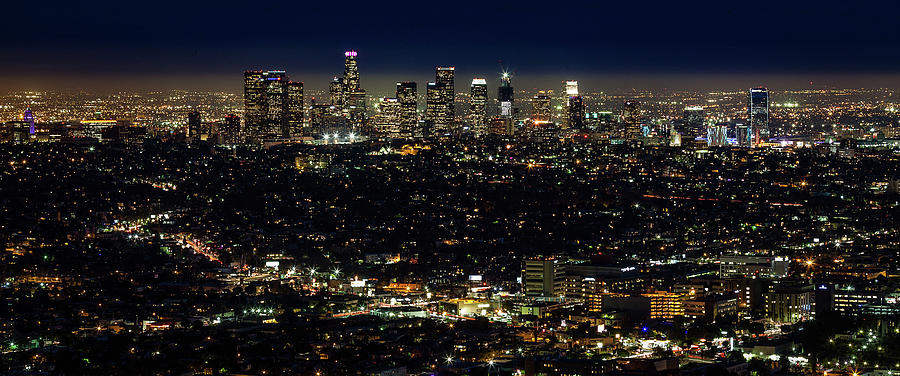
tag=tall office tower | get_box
[23,107,34,135]
[396,82,417,137]
[531,93,552,122]
[748,87,769,144]
[346,90,367,130]
[469,78,488,135]
[243,71,265,139]
[498,72,514,117]
[565,80,579,97]
[425,82,449,135]
[286,81,304,137]
[243,70,302,141]
[222,114,241,144]
[343,51,360,92]
[339,51,366,130]
[374,97,401,136]
[263,70,287,138]
[707,123,728,146]
[435,66,456,130]
[564,80,581,128]
[187,111,201,138]
[567,95,585,129]
[623,100,642,139]
[683,106,705,138]
[329,77,344,109]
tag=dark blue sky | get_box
[4,0,900,91]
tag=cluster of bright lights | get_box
[322,132,357,140]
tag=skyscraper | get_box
[683,106,705,139]
[531,93,551,122]
[243,71,265,140]
[329,77,344,110]
[263,71,287,138]
[343,51,360,93]
[222,114,241,144]
[469,78,488,135]
[623,100,642,139]
[567,95,585,129]
[243,70,305,141]
[748,87,769,144]
[565,80,578,97]
[286,81,304,137]
[187,111,201,138]
[498,72,514,118]
[396,82,418,137]
[23,107,34,135]
[341,51,366,130]
[435,67,455,131]
[564,80,582,128]
[373,97,401,136]
[425,82,449,136]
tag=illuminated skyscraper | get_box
[343,51,360,92]
[748,87,769,144]
[263,70,287,138]
[373,97,401,136]
[683,106,705,139]
[23,107,34,135]
[396,82,418,137]
[435,67,455,131]
[567,95,585,129]
[222,114,241,144]
[498,72,514,118]
[623,100,642,139]
[187,111,201,138]
[243,70,304,141]
[469,78,488,135]
[243,71,265,140]
[531,93,551,122]
[286,81,304,137]
[565,80,579,97]
[329,77,344,109]
[425,82,449,135]
[340,51,366,130]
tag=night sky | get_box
[4,0,900,91]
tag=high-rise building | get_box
[623,100,642,139]
[343,51,360,92]
[683,106,705,138]
[373,97,401,136]
[23,107,34,135]
[567,95,585,129]
[396,82,418,137]
[425,82,449,136]
[222,114,241,144]
[707,123,728,147]
[531,93,552,122]
[435,67,455,131]
[565,80,579,97]
[243,71,265,139]
[469,78,488,135]
[498,72,514,118]
[329,77,344,109]
[263,70,287,138]
[187,111,201,138]
[243,70,304,141]
[341,51,366,130]
[748,87,769,144]
[286,81,304,137]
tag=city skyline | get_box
[4,2,900,375]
